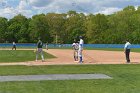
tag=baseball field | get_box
[0,48,140,93]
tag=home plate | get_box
[0,74,112,82]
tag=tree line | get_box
[0,6,140,44]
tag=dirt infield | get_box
[0,49,140,66]
[45,49,140,64]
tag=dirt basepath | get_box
[0,49,140,66]
[46,49,140,64]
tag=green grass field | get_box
[0,48,140,93]
[0,65,139,93]
[0,50,56,62]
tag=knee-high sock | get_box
[41,54,44,60]
[36,54,38,60]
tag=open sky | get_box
[0,0,140,19]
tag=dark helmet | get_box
[38,37,41,40]
[125,39,129,43]
[79,36,83,39]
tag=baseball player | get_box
[72,40,79,61]
[78,36,84,63]
[124,40,131,63]
[46,42,48,50]
[36,38,45,62]
[12,42,16,50]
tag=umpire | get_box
[124,40,131,63]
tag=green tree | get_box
[46,13,66,44]
[29,14,50,43]
[85,14,108,43]
[64,11,86,43]
[7,14,28,42]
[0,17,8,43]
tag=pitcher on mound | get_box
[35,38,45,62]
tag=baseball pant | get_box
[78,49,83,63]
[36,48,44,61]
[125,49,130,62]
[74,50,78,61]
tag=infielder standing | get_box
[72,40,79,61]
[36,38,45,62]
[46,42,48,50]
[124,40,131,63]
[78,36,84,63]
[12,42,16,50]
